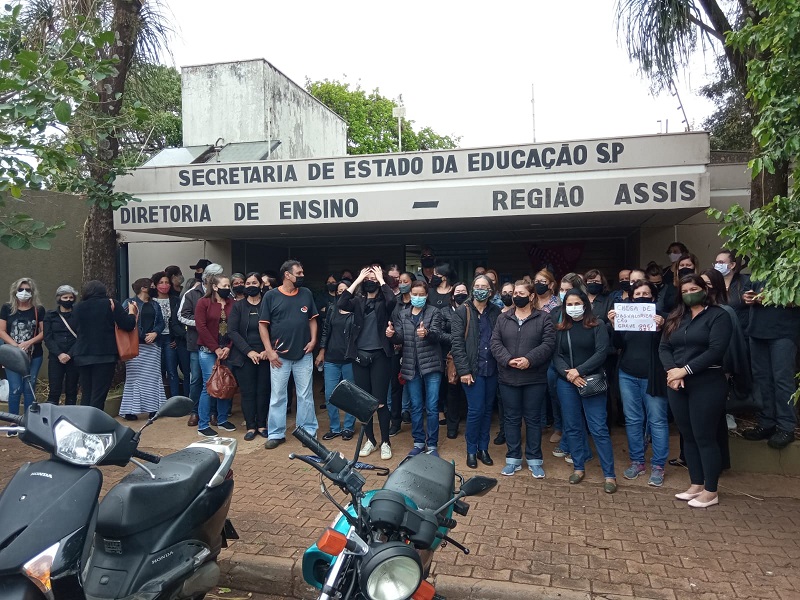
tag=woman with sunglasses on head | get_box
[0,278,45,422]
[659,275,732,508]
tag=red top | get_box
[195,296,234,351]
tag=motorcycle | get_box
[0,345,238,600]
[292,380,497,600]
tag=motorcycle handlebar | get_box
[0,412,23,425]
[292,427,348,476]
[132,449,161,464]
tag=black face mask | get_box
[232,285,246,296]
[587,282,604,296]
[453,293,469,305]
[57,299,74,309]
[513,296,531,308]
[429,274,443,287]
[653,282,665,291]
[633,297,655,304]
[292,276,305,288]
[501,293,513,306]
[194,272,203,281]
[678,268,694,279]
[245,285,261,297]
[534,283,550,296]
[362,280,379,293]
[217,288,232,299]
[326,282,338,293]
[420,256,435,268]
[620,281,631,293]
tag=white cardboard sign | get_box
[614,303,656,332]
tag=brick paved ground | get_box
[2,403,799,599]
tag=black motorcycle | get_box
[0,345,238,600]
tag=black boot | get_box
[466,453,478,469]
[477,450,494,466]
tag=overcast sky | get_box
[162,0,720,148]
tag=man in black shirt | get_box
[260,260,319,448]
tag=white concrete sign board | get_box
[613,302,657,332]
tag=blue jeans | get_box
[7,355,43,415]
[618,369,669,468]
[463,374,498,454]
[402,384,410,412]
[324,362,356,433]
[500,383,547,464]
[189,350,203,414]
[176,343,191,396]
[160,337,181,398]
[407,371,442,448]
[557,378,615,478]
[197,351,229,430]
[269,353,317,439]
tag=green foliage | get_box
[699,57,753,151]
[307,79,459,155]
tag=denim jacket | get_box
[122,297,165,342]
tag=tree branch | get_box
[688,14,724,42]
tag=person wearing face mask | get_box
[230,273,247,302]
[713,249,751,331]
[387,280,443,457]
[499,282,514,312]
[151,271,182,398]
[533,270,560,313]
[427,263,454,309]
[607,281,669,487]
[229,272,271,441]
[490,281,556,478]
[610,269,632,304]
[316,274,339,321]
[164,268,190,396]
[195,274,236,437]
[663,242,689,278]
[316,281,358,441]
[451,275,501,467]
[340,265,397,459]
[0,278,45,420]
[416,246,437,284]
[43,285,79,406]
[644,262,675,314]
[584,269,613,324]
[672,253,699,289]
[120,278,167,421]
[485,269,505,309]
[659,275,732,508]
[389,271,416,430]
[386,264,401,296]
[439,282,470,439]
[554,289,616,492]
[184,258,213,295]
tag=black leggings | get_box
[353,351,391,446]
[667,369,727,492]
[234,360,270,430]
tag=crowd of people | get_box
[1,242,797,508]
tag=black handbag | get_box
[566,330,607,398]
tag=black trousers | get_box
[446,382,467,435]
[353,351,391,445]
[48,355,80,405]
[234,360,271,430]
[668,369,727,493]
[389,353,403,425]
[79,362,117,410]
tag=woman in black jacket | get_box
[44,285,79,405]
[490,281,556,478]
[554,289,616,492]
[339,265,397,460]
[451,275,501,468]
[72,280,137,410]
[316,280,357,441]
[228,272,270,441]
[660,275,732,508]
[440,282,470,439]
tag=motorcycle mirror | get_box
[460,476,497,498]
[156,396,194,418]
[0,345,30,376]
[329,380,379,424]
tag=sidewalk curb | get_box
[219,551,592,600]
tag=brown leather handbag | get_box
[206,359,238,399]
[111,299,139,361]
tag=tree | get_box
[307,79,459,154]
[699,57,753,151]
[615,0,788,209]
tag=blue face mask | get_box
[559,291,566,301]
[472,288,491,302]
[410,295,427,308]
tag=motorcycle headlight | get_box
[361,542,422,600]
[54,420,113,466]
[22,541,59,598]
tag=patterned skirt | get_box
[119,342,167,415]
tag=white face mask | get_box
[714,262,732,276]
[16,290,32,302]
[565,305,585,319]
[668,252,682,263]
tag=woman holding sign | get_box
[659,275,732,508]
[608,281,668,487]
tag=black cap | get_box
[190,258,212,270]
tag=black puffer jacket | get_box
[338,285,396,359]
[392,304,443,379]
[451,301,501,377]
[490,308,556,386]
[439,305,454,353]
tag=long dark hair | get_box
[556,289,599,330]
[663,274,716,339]
[701,268,729,305]
[81,280,107,301]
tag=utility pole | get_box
[531,83,537,143]
[392,104,406,152]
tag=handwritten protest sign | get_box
[614,303,656,332]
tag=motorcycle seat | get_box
[96,447,219,538]
[382,453,455,512]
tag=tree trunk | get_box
[750,160,789,210]
[82,198,118,296]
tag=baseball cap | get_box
[190,258,213,270]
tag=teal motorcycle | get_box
[290,380,496,600]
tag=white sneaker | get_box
[381,442,392,460]
[726,413,737,431]
[359,440,376,457]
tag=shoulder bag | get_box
[207,358,238,399]
[566,329,607,398]
[446,304,471,385]
[111,299,139,361]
